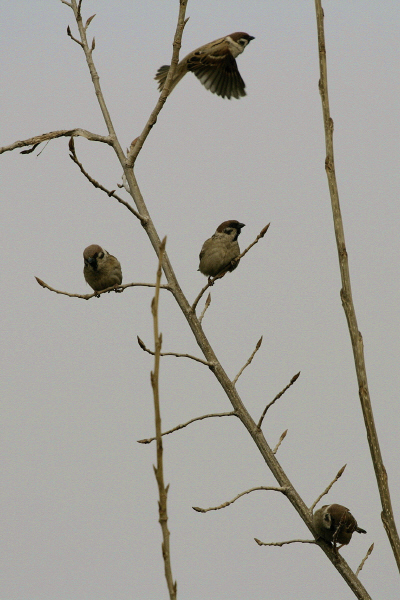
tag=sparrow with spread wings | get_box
[155,32,255,99]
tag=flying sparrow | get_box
[198,220,245,280]
[83,245,123,293]
[313,504,367,546]
[155,32,255,99]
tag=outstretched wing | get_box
[188,50,246,99]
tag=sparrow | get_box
[83,245,123,293]
[313,504,367,546]
[155,32,255,99]
[198,220,245,279]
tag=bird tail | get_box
[154,65,170,91]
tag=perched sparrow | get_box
[313,504,367,546]
[155,32,255,99]
[83,245,122,293]
[198,220,245,279]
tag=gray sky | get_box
[1,1,399,598]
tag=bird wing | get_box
[187,48,246,99]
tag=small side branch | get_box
[193,486,287,513]
[192,224,271,313]
[231,223,270,267]
[0,128,112,155]
[125,2,189,167]
[355,544,374,577]
[68,138,147,224]
[138,411,237,444]
[137,336,214,367]
[272,429,288,454]
[35,277,170,299]
[255,538,316,548]
[198,293,211,324]
[233,336,263,385]
[310,464,347,513]
[257,372,300,429]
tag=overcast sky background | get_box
[1,1,399,598]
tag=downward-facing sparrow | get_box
[155,32,255,99]
[198,220,245,279]
[313,504,367,546]
[83,245,122,293]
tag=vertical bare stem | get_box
[314,0,400,570]
[151,237,177,599]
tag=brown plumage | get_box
[198,220,245,279]
[155,32,254,99]
[83,245,122,293]
[313,504,366,546]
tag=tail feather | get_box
[154,65,170,92]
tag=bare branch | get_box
[138,411,237,444]
[315,0,400,566]
[0,129,112,155]
[272,429,288,454]
[192,224,270,313]
[309,464,347,512]
[257,372,300,429]
[233,336,263,386]
[198,293,211,325]
[231,223,270,267]
[150,237,177,599]
[60,1,72,7]
[35,276,170,299]
[193,486,287,513]
[68,137,147,223]
[126,1,189,167]
[137,336,214,367]
[255,538,316,548]
[67,25,83,46]
[355,544,374,577]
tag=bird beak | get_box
[248,36,255,41]
[238,223,245,229]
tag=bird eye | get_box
[239,39,245,45]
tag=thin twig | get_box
[68,138,147,224]
[198,293,211,324]
[231,223,270,267]
[0,128,112,155]
[137,336,214,367]
[125,4,189,167]
[272,429,288,454]
[257,372,300,429]
[355,544,374,577]
[233,336,263,385]
[193,486,287,513]
[138,411,237,444]
[315,0,400,568]
[309,464,347,512]
[150,237,177,600]
[255,538,316,547]
[192,224,271,313]
[35,276,170,299]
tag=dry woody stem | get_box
[310,464,347,513]
[315,0,400,570]
[150,237,177,600]
[137,411,237,445]
[35,276,170,299]
[257,372,300,429]
[193,486,287,513]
